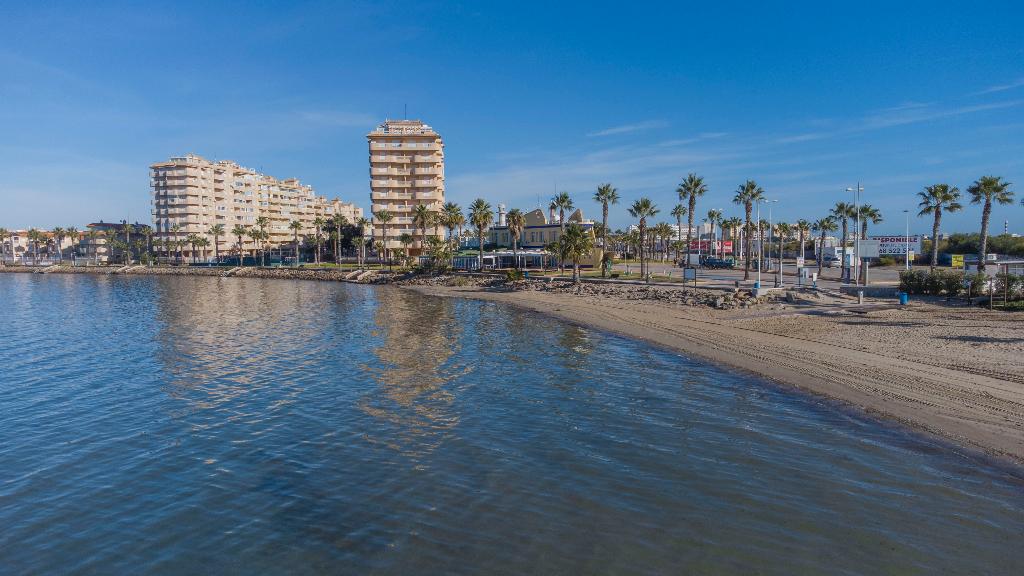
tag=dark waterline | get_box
[1,274,1022,575]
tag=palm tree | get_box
[812,217,838,279]
[795,219,811,260]
[442,202,463,245]
[677,173,707,266]
[967,176,1014,273]
[331,213,348,263]
[706,209,723,257]
[251,216,268,266]
[195,237,210,263]
[559,223,594,283]
[654,222,675,261]
[399,233,414,266]
[85,230,99,265]
[356,217,370,266]
[469,198,493,271]
[628,198,659,280]
[52,227,65,263]
[857,205,883,239]
[186,233,201,264]
[831,202,855,282]
[231,224,247,266]
[374,210,394,269]
[120,222,134,264]
[207,224,225,264]
[775,222,791,279]
[412,204,432,256]
[312,217,326,265]
[0,227,8,265]
[670,204,687,260]
[102,229,118,265]
[505,208,526,270]
[733,180,764,280]
[247,228,262,265]
[169,224,182,264]
[289,220,303,266]
[27,228,41,265]
[142,226,153,262]
[552,192,573,233]
[917,184,962,270]
[720,217,742,260]
[593,183,619,251]
[65,226,79,265]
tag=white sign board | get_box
[856,240,880,258]
[870,235,922,255]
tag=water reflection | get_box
[2,274,1023,575]
[360,287,462,460]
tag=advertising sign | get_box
[870,235,921,255]
[856,240,880,258]
[951,254,964,268]
[688,240,734,254]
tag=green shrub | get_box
[877,256,898,267]
[966,273,989,297]
[924,269,946,296]
[942,271,964,297]
[505,269,524,282]
[995,273,1023,300]
[899,269,928,294]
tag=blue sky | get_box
[2,0,1022,234]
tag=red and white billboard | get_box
[688,240,734,254]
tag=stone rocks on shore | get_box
[398,273,783,309]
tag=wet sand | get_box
[403,283,1024,464]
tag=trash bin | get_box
[898,292,909,305]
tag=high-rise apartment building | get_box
[151,154,362,260]
[367,119,445,255]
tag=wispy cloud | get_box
[776,100,1023,144]
[973,77,1024,95]
[587,119,668,137]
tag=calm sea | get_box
[1,273,1021,575]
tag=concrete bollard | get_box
[858,290,864,305]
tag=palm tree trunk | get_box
[744,205,753,280]
[979,200,991,273]
[685,205,694,266]
[478,230,484,271]
[818,233,826,278]
[930,210,941,271]
[512,238,518,270]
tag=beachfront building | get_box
[1,229,76,264]
[485,204,603,267]
[78,221,151,264]
[151,154,349,261]
[368,119,445,256]
[329,199,364,224]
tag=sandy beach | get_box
[403,280,1024,464]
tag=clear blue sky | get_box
[2,0,1022,235]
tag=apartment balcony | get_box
[370,168,412,176]
[371,180,412,188]
[370,143,441,151]
[371,155,411,163]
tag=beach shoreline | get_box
[6,264,1023,466]
[398,280,1024,467]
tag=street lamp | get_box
[846,184,864,285]
[755,198,763,289]
[767,199,778,287]
[903,209,910,270]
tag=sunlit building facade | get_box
[368,120,445,255]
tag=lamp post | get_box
[903,209,910,270]
[755,198,763,289]
[767,199,778,287]
[846,183,863,285]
